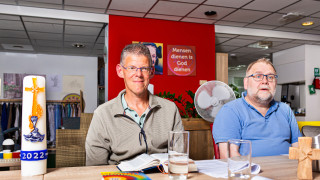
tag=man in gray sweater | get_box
[86,43,184,166]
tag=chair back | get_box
[210,123,220,159]
[301,125,320,137]
[182,118,214,160]
[55,113,93,167]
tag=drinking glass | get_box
[227,139,252,179]
[168,131,189,180]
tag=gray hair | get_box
[246,58,276,76]
[120,43,152,66]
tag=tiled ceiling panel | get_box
[65,20,104,27]
[22,0,62,4]
[187,5,236,20]
[64,6,106,14]
[0,14,20,20]
[0,38,30,44]
[29,32,63,40]
[243,0,299,12]
[204,0,252,8]
[245,24,275,30]
[221,9,271,23]
[221,39,257,47]
[284,17,320,30]
[146,14,181,21]
[22,17,63,24]
[65,25,102,36]
[34,40,62,47]
[214,21,248,27]
[168,0,205,3]
[254,13,288,26]
[24,22,63,33]
[0,0,319,61]
[18,1,62,9]
[181,17,215,24]
[149,1,197,16]
[0,20,24,30]
[0,30,28,38]
[65,0,109,9]
[274,27,305,33]
[215,37,231,44]
[279,0,320,16]
[64,35,97,43]
[109,0,156,13]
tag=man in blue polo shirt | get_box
[212,58,302,158]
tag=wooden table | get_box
[2,155,320,180]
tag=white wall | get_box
[273,45,305,84]
[305,45,320,121]
[0,52,97,113]
[273,45,320,121]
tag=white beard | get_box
[247,88,276,105]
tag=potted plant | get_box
[156,90,200,118]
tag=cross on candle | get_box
[23,77,45,142]
[289,137,320,179]
[25,77,45,130]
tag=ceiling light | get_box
[204,11,217,16]
[248,41,272,49]
[302,21,314,26]
[72,43,85,48]
[237,65,246,68]
[1,44,34,51]
[279,12,303,22]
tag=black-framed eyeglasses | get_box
[246,73,278,82]
[121,65,153,74]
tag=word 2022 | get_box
[21,150,48,161]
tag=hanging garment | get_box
[48,104,55,142]
[1,103,8,132]
[7,103,13,130]
[0,104,2,121]
[14,104,20,141]
[54,104,62,129]
[75,103,79,117]
[67,104,71,118]
[77,103,81,117]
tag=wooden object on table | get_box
[289,137,320,180]
[55,113,93,167]
[182,118,214,160]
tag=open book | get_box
[117,153,197,173]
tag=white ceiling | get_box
[0,0,320,67]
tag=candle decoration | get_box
[21,76,47,176]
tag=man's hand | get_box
[218,142,241,159]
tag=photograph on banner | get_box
[3,73,46,99]
[132,41,163,75]
[167,45,196,76]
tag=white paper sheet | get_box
[194,160,260,178]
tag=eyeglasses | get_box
[121,65,153,74]
[247,73,278,82]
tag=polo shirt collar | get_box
[241,91,279,117]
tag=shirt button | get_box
[135,114,138,117]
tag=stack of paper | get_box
[194,160,260,178]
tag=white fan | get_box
[194,80,236,122]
